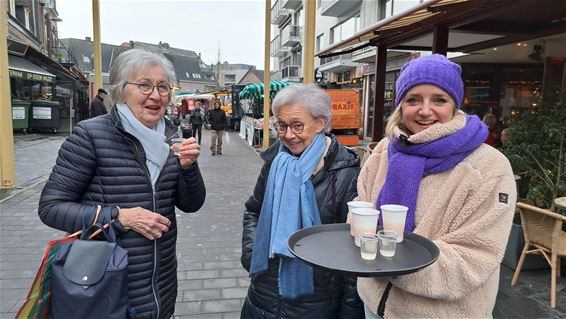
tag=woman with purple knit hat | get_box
[356,54,516,318]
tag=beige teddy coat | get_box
[356,113,516,318]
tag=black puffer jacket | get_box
[240,134,364,319]
[38,107,206,319]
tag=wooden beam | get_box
[372,46,387,142]
[432,25,449,55]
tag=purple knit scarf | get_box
[376,114,488,231]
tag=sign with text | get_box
[32,107,52,120]
[9,69,55,83]
[327,89,361,130]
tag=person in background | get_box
[179,98,189,119]
[207,100,227,155]
[482,113,498,146]
[356,54,516,318]
[190,100,205,144]
[38,49,206,319]
[240,84,364,319]
[89,88,108,117]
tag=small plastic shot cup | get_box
[171,137,184,156]
[378,230,398,258]
[360,233,378,260]
[347,201,374,236]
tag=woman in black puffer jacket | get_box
[240,84,364,319]
[38,49,205,319]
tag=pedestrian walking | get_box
[89,88,108,117]
[240,84,364,319]
[207,100,227,155]
[190,100,205,144]
[38,48,206,319]
[356,54,516,318]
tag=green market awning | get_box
[8,55,56,83]
[239,81,299,99]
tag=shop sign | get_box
[32,107,52,119]
[9,69,55,83]
[12,107,26,120]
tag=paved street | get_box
[0,130,262,319]
[0,130,565,318]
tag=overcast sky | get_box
[56,0,266,68]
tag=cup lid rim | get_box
[380,204,408,211]
[351,207,380,215]
[347,200,374,207]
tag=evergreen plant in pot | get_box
[499,90,566,270]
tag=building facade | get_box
[61,39,218,97]
[6,0,89,132]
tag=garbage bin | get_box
[29,100,61,133]
[11,99,31,133]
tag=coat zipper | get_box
[120,129,161,318]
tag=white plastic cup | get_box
[351,207,380,247]
[347,201,374,236]
[380,204,408,243]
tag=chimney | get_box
[85,37,92,42]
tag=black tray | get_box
[287,223,439,277]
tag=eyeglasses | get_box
[126,81,171,97]
[274,120,315,135]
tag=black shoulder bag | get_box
[50,206,129,319]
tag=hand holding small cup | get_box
[170,137,200,168]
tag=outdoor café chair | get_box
[366,142,378,153]
[349,146,369,166]
[511,201,566,308]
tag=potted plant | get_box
[499,90,566,270]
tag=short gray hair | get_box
[108,49,176,105]
[271,84,332,131]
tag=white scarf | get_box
[116,104,169,187]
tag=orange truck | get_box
[327,89,361,146]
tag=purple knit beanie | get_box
[395,54,464,107]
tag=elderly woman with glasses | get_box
[240,84,364,319]
[38,49,206,319]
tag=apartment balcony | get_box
[271,70,282,81]
[271,0,291,25]
[320,0,362,17]
[281,65,301,82]
[318,53,358,72]
[270,36,291,57]
[282,0,301,10]
[281,25,302,47]
[351,46,376,63]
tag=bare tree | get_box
[215,44,222,89]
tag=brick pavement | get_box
[0,130,262,319]
[1,130,565,319]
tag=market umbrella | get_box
[238,81,299,99]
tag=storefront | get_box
[460,63,544,124]
[8,55,56,100]
[8,40,89,133]
[317,0,566,141]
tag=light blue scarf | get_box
[116,104,169,187]
[250,132,326,299]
